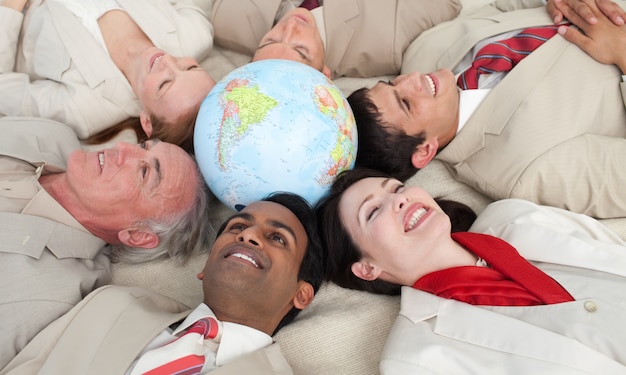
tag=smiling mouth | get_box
[425,75,436,96]
[228,252,262,269]
[150,53,165,71]
[405,207,428,232]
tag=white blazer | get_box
[381,199,626,375]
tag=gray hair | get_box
[109,168,214,264]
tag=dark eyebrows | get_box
[375,81,408,116]
[393,90,409,116]
[223,212,299,245]
[357,178,391,223]
[267,219,298,246]
[226,212,254,223]
[149,139,162,189]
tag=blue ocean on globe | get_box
[194,59,358,211]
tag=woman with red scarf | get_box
[317,168,626,373]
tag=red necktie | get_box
[299,0,320,10]
[457,26,560,90]
[132,317,221,375]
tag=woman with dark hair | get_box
[316,167,626,373]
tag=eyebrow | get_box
[226,212,299,246]
[377,81,408,117]
[149,140,162,190]
[255,41,312,63]
[357,178,391,223]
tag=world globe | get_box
[194,59,358,211]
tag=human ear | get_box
[351,261,381,281]
[411,138,439,169]
[118,228,159,249]
[197,271,204,280]
[322,65,332,79]
[139,111,153,137]
[292,281,315,310]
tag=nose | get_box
[237,227,262,248]
[157,54,179,72]
[391,191,409,212]
[114,141,143,166]
[282,18,301,39]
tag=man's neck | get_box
[38,174,119,244]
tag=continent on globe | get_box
[217,78,279,170]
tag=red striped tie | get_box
[134,317,221,375]
[457,26,560,90]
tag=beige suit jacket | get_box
[1,286,293,375]
[402,3,626,218]
[0,117,111,369]
[211,0,462,78]
[0,0,213,139]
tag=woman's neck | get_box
[98,10,153,90]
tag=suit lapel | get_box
[38,286,190,375]
[46,1,139,110]
[434,298,626,372]
[322,0,359,72]
[438,34,569,164]
[403,289,625,373]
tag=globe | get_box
[194,59,358,211]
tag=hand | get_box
[557,0,626,73]
[547,0,625,25]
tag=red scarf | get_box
[413,232,574,306]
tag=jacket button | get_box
[584,301,597,313]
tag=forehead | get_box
[340,178,387,213]
[150,141,197,196]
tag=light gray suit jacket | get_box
[402,2,626,218]
[381,199,626,374]
[211,0,462,78]
[0,0,213,138]
[1,286,293,375]
[0,117,111,369]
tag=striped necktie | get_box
[457,25,560,90]
[131,317,221,375]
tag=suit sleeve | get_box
[493,0,545,11]
[512,134,626,218]
[0,68,132,139]
[211,0,282,56]
[166,0,214,61]
[0,6,22,74]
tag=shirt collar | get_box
[174,303,273,366]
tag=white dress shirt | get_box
[126,303,273,374]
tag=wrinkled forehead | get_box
[152,142,199,200]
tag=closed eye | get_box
[366,206,379,221]
[159,80,171,90]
